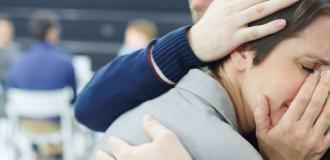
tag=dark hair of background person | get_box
[28,10,60,41]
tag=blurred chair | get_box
[0,118,15,160]
[5,87,73,160]
[72,55,93,94]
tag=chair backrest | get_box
[6,87,73,118]
[5,87,74,160]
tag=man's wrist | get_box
[152,26,207,83]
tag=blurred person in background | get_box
[7,10,76,102]
[6,10,76,159]
[0,16,20,117]
[0,16,20,86]
[117,19,157,57]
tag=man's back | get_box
[7,42,76,95]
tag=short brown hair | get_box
[29,10,60,41]
[209,0,330,73]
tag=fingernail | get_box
[326,70,330,76]
[320,70,330,77]
[143,114,154,122]
[313,71,320,77]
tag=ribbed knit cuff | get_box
[152,26,207,83]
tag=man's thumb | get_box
[142,114,174,141]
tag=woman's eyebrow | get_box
[305,55,330,65]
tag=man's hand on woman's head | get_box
[95,114,192,160]
[189,0,299,62]
[254,71,330,160]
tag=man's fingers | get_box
[232,0,267,12]
[237,0,299,25]
[96,150,116,160]
[254,95,272,135]
[301,71,330,127]
[142,114,176,142]
[107,136,131,158]
[284,73,320,121]
[237,19,286,43]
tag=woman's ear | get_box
[230,45,254,72]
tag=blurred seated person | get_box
[0,16,20,117]
[0,16,20,86]
[6,10,76,103]
[117,19,157,56]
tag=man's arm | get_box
[74,26,205,132]
[75,0,295,132]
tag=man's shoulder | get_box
[53,50,73,62]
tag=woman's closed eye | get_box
[301,65,315,73]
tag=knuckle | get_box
[255,5,265,14]
[318,144,329,154]
[162,130,179,142]
[299,134,324,153]
[312,147,325,155]
[296,130,308,141]
[299,94,311,105]
[250,30,259,39]
[304,76,318,87]
[319,80,330,90]
[309,140,324,155]
[320,76,330,86]
[302,139,315,151]
[310,99,324,108]
[145,119,158,129]
[283,123,293,134]
[325,80,330,87]
[222,4,234,14]
[246,30,259,41]
[323,111,330,120]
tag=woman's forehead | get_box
[293,16,330,59]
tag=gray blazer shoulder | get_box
[92,88,262,160]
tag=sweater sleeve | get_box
[74,26,206,132]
